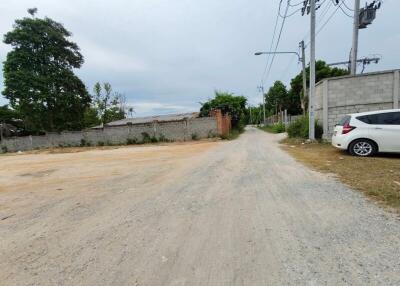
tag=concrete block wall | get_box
[315,69,400,139]
[187,117,218,139]
[0,117,219,152]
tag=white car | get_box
[332,109,400,156]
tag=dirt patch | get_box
[281,138,400,213]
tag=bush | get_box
[287,115,323,139]
[141,132,152,144]
[126,138,137,145]
[272,123,286,133]
[191,133,199,140]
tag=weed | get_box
[191,133,199,140]
[126,138,137,145]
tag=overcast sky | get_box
[0,0,399,116]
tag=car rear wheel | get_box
[348,139,377,157]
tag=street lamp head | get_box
[254,52,263,56]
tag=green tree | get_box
[0,105,20,123]
[265,81,288,115]
[200,91,247,129]
[91,82,126,126]
[2,9,90,132]
[290,60,349,113]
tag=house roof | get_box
[94,112,200,128]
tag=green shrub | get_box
[1,146,8,153]
[126,138,137,145]
[97,141,105,146]
[287,115,323,139]
[208,131,217,138]
[141,132,151,144]
[80,139,86,147]
[272,123,286,133]
[191,133,199,140]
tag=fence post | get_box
[323,79,329,139]
[394,70,399,109]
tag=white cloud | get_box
[78,39,148,73]
[130,101,197,117]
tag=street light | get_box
[254,51,301,61]
[254,51,303,126]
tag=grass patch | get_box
[258,123,285,134]
[281,139,400,214]
[221,128,243,140]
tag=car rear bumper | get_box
[331,135,348,150]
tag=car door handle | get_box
[374,127,383,129]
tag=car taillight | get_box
[342,122,356,134]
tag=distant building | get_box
[92,112,199,129]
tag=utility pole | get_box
[309,0,316,140]
[258,86,266,125]
[300,40,307,115]
[351,0,361,75]
[249,105,252,124]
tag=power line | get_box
[289,0,304,7]
[300,0,333,47]
[305,1,342,46]
[340,0,354,11]
[335,0,354,18]
[260,0,283,86]
[262,1,291,86]
[280,7,303,18]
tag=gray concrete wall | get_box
[0,117,218,153]
[315,69,400,139]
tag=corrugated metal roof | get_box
[94,112,200,128]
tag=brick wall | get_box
[0,117,219,153]
[209,109,231,136]
[315,69,400,139]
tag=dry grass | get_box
[281,138,400,213]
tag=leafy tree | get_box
[2,9,90,132]
[200,91,247,129]
[289,60,349,113]
[0,105,27,138]
[0,105,20,123]
[245,105,264,125]
[83,107,101,128]
[91,82,126,126]
[265,81,288,115]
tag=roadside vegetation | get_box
[287,115,323,139]
[282,138,400,214]
[246,61,348,125]
[200,91,247,140]
[258,123,285,134]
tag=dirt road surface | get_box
[1,127,399,285]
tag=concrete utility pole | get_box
[258,86,266,125]
[300,41,307,115]
[351,0,361,75]
[309,0,316,140]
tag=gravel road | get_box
[1,127,399,285]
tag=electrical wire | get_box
[340,0,354,11]
[289,0,305,7]
[311,1,342,43]
[300,0,333,47]
[260,0,284,86]
[337,1,354,17]
[262,1,291,86]
[279,7,303,18]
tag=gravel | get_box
[0,127,399,285]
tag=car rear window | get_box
[356,112,400,125]
[337,115,351,126]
